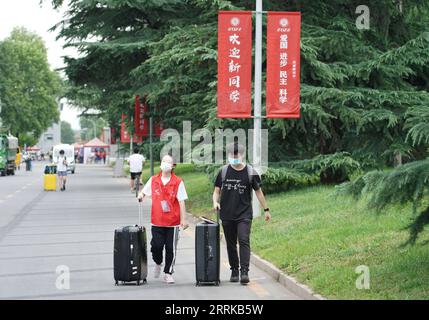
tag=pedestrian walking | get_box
[137,154,189,284]
[212,142,271,285]
[55,149,69,191]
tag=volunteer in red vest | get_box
[137,154,189,284]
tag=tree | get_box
[79,116,106,142]
[61,121,75,144]
[0,27,63,146]
[47,0,429,165]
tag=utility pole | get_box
[149,116,154,176]
[88,119,97,139]
[130,116,133,157]
[252,0,263,218]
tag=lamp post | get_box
[252,0,263,218]
[88,119,97,139]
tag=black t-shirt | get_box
[214,165,262,221]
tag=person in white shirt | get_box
[129,147,145,192]
[137,155,189,284]
[55,150,69,191]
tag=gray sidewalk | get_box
[0,164,300,300]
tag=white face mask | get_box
[160,161,173,173]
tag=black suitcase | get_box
[195,212,220,286]
[114,202,148,285]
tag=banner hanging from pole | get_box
[134,95,149,137]
[266,12,301,118]
[217,11,252,118]
[121,114,142,143]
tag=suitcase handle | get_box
[215,208,220,224]
[138,201,143,227]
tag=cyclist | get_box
[129,147,145,193]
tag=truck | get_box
[0,133,18,176]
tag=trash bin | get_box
[44,165,57,191]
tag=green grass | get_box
[252,186,429,300]
[141,164,429,299]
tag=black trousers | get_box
[222,219,252,272]
[151,226,180,274]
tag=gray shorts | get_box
[58,171,68,177]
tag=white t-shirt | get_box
[129,154,145,173]
[142,176,188,201]
[55,156,69,172]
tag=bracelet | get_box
[263,208,270,212]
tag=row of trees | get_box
[47,0,429,241]
[0,28,63,146]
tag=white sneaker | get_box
[154,264,162,279]
[164,273,175,284]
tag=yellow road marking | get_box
[247,280,271,298]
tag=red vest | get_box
[151,172,182,227]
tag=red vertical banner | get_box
[155,123,163,136]
[134,95,149,137]
[121,114,142,143]
[110,127,116,144]
[217,11,252,118]
[120,114,130,142]
[266,12,301,118]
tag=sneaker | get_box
[154,264,162,279]
[164,273,175,284]
[240,270,250,285]
[230,269,239,282]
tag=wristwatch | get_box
[263,208,270,212]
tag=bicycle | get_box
[134,173,141,198]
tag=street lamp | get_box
[88,119,97,139]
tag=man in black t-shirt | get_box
[213,142,271,285]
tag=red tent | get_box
[26,146,40,151]
[83,138,110,148]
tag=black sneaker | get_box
[240,270,250,285]
[230,269,239,283]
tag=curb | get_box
[186,213,325,300]
[249,253,325,300]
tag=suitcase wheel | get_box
[143,279,147,284]
[115,280,119,286]
[195,281,200,287]
[215,281,220,286]
[136,281,141,286]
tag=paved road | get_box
[0,163,300,300]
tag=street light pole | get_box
[252,0,263,218]
[88,119,97,139]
